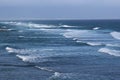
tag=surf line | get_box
[35,66,61,76]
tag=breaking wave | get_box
[106,44,120,47]
[2,21,76,29]
[2,22,56,29]
[60,25,75,28]
[93,27,100,30]
[6,47,18,53]
[98,48,120,57]
[110,31,120,40]
[6,47,53,54]
[86,42,103,46]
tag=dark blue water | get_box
[0,20,120,80]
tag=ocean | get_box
[0,20,120,80]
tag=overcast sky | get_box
[0,0,120,20]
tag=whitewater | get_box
[0,20,120,80]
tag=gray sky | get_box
[0,0,120,20]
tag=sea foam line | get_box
[98,48,120,57]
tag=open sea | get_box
[0,20,120,80]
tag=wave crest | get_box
[110,31,120,40]
[98,48,120,57]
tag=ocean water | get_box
[0,20,120,80]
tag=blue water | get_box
[0,20,120,80]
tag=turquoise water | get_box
[0,20,120,80]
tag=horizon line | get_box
[0,18,120,21]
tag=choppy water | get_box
[0,20,120,80]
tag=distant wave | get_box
[60,25,75,28]
[35,66,54,72]
[35,66,65,80]
[6,47,53,54]
[2,21,76,29]
[110,31,120,40]
[6,47,55,62]
[2,22,56,29]
[18,36,25,38]
[63,30,105,46]
[93,27,100,30]
[6,47,17,53]
[16,55,39,62]
[106,44,120,47]
[6,47,31,54]
[86,42,103,46]
[63,30,89,38]
[98,48,120,57]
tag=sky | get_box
[0,0,120,20]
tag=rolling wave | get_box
[110,31,120,40]
[98,48,120,57]
[86,42,103,46]
[6,47,53,54]
[2,21,75,29]
[2,22,56,28]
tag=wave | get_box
[60,25,75,28]
[106,44,120,47]
[93,27,100,30]
[75,40,102,46]
[49,72,73,80]
[6,47,30,54]
[6,47,17,53]
[49,72,98,80]
[35,66,66,80]
[35,66,54,72]
[110,31,120,40]
[63,30,106,46]
[16,55,39,62]
[63,30,89,38]
[98,48,120,57]
[18,36,25,38]
[86,42,103,46]
[2,22,56,29]
[16,54,52,62]
[6,47,53,54]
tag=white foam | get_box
[73,38,77,40]
[6,47,29,54]
[16,55,37,62]
[50,72,74,80]
[93,27,100,30]
[54,72,61,77]
[106,44,120,47]
[18,36,25,38]
[63,30,89,38]
[6,47,53,55]
[61,25,74,28]
[2,22,55,29]
[98,48,120,56]
[6,47,17,53]
[35,66,53,72]
[87,42,103,46]
[110,31,120,40]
